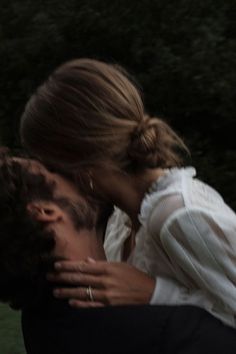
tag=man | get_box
[0,152,236,354]
[0,153,105,309]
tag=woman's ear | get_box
[27,201,63,223]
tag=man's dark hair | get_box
[0,154,57,310]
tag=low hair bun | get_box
[128,115,159,168]
[128,116,189,170]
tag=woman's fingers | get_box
[69,300,104,308]
[54,260,109,275]
[54,286,109,307]
[48,262,155,307]
[54,286,107,302]
[47,272,106,288]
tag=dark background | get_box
[0,0,235,209]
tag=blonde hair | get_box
[21,58,188,172]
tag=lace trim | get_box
[139,167,196,227]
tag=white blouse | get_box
[104,167,236,328]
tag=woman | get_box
[20,58,236,328]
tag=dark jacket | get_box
[22,295,236,354]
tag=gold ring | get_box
[86,286,94,302]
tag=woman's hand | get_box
[47,259,155,308]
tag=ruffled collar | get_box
[138,167,196,227]
[105,167,196,240]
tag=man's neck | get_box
[52,222,107,262]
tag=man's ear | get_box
[27,201,63,223]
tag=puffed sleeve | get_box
[151,207,236,313]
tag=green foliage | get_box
[0,0,235,207]
[0,303,25,354]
